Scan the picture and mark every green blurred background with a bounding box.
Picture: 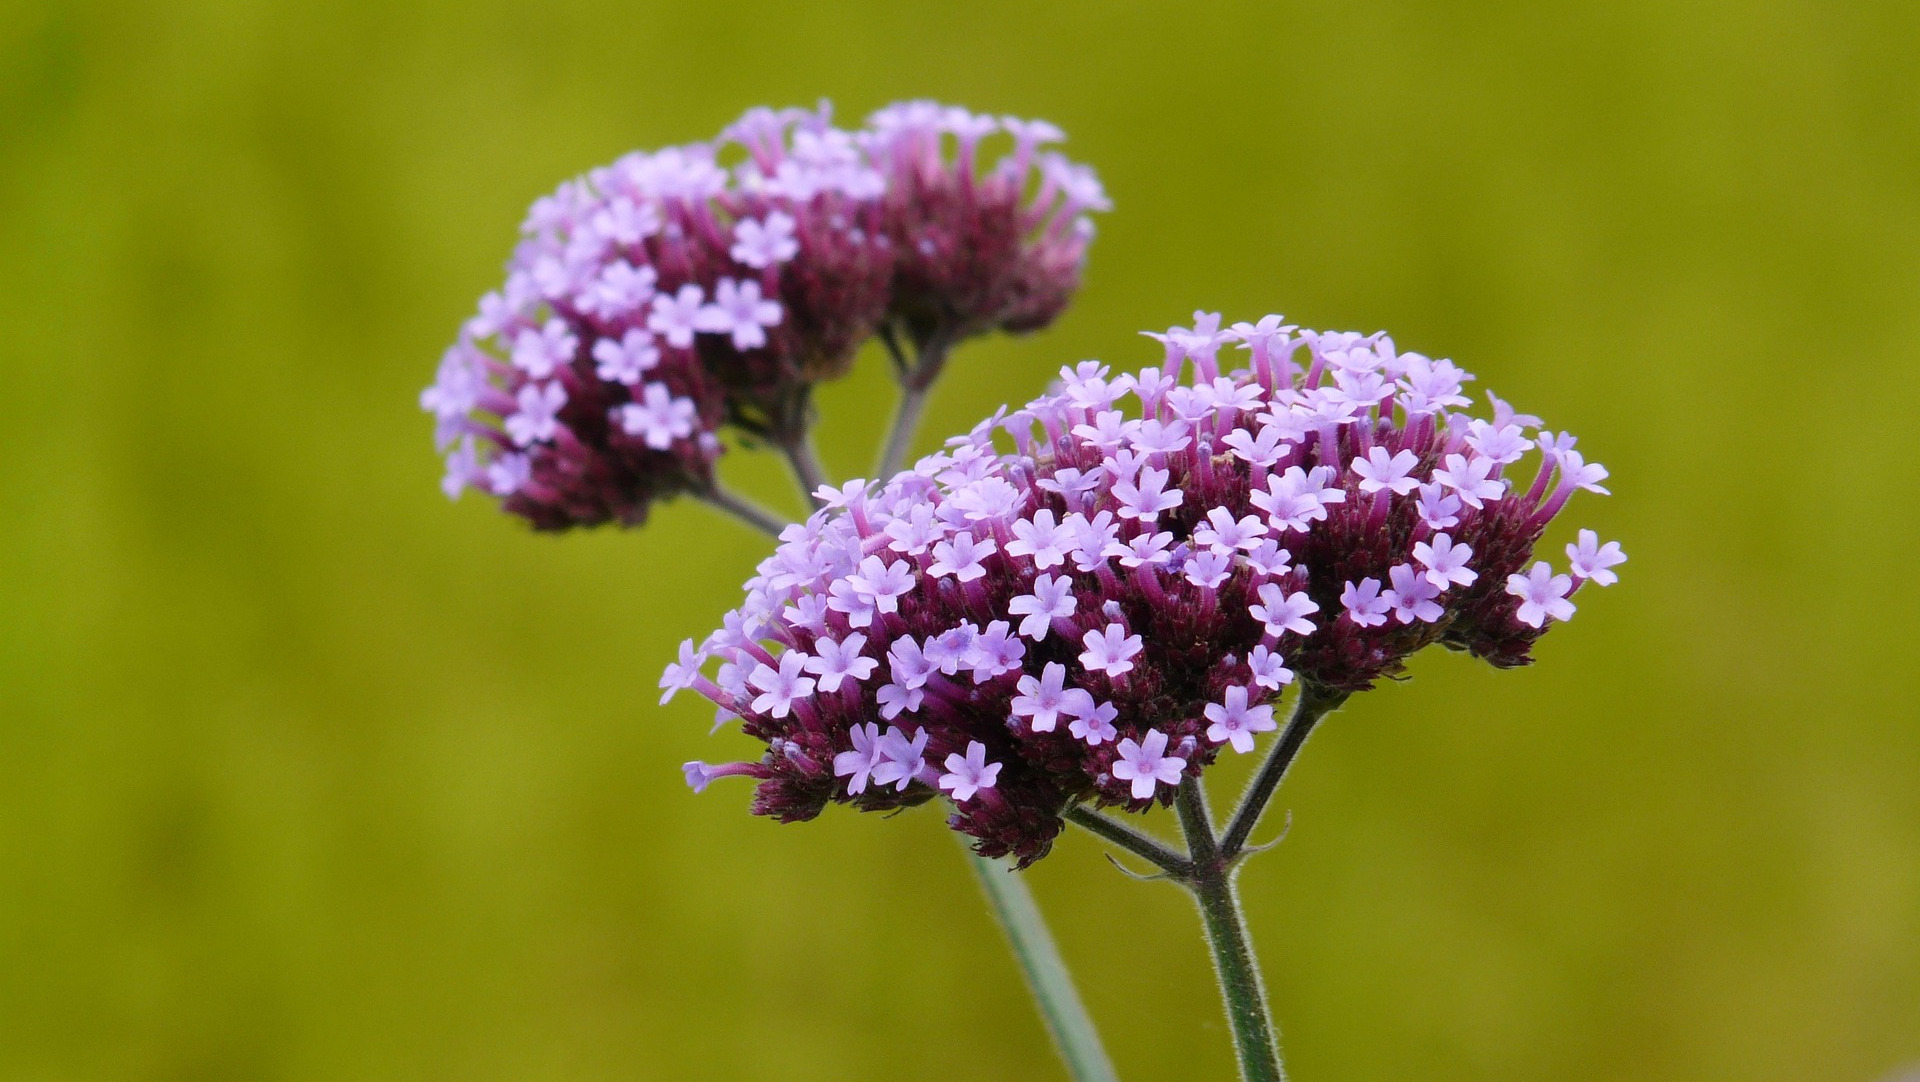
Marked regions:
[3,1,1917,1079]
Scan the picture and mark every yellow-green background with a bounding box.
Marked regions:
[3,2,1916,1079]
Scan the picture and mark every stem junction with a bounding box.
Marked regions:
[1064,686,1348,1081]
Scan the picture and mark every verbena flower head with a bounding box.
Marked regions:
[671,313,1622,865]
[423,104,895,528]
[864,101,1110,349]
[423,101,1106,531]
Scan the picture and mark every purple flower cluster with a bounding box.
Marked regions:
[865,101,1109,348]
[422,101,1108,530]
[669,313,1623,866]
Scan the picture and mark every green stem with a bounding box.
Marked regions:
[876,328,955,480]
[693,485,790,538]
[877,383,931,480]
[1063,804,1188,875]
[1176,777,1285,1082]
[964,843,1121,1082]
[780,431,831,508]
[1219,686,1347,858]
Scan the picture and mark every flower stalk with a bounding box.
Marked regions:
[1061,687,1348,1081]
[876,324,956,480]
[778,429,832,509]
[693,485,790,539]
[964,843,1120,1082]
[1221,687,1347,857]
[1175,776,1285,1082]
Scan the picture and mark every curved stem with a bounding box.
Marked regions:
[877,384,931,480]
[780,431,831,508]
[875,329,955,480]
[1219,686,1347,858]
[1065,804,1189,875]
[694,486,790,538]
[964,844,1120,1082]
[1176,777,1285,1082]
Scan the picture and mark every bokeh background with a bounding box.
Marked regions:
[4,1,1918,1079]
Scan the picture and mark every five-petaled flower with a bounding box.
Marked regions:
[1204,687,1277,754]
[1111,730,1188,799]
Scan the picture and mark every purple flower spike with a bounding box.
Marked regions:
[670,319,1618,865]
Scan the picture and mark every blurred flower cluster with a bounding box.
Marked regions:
[672,313,1624,865]
[420,101,1108,530]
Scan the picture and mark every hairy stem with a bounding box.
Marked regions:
[964,844,1121,1082]
[1064,804,1189,875]
[694,486,790,538]
[1219,687,1347,858]
[877,385,931,481]
[780,432,831,508]
[876,329,955,480]
[1176,777,1285,1082]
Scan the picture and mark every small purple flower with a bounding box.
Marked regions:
[1012,662,1074,732]
[505,382,567,447]
[1383,564,1445,624]
[1507,563,1576,627]
[730,211,800,268]
[1432,453,1504,509]
[1341,578,1393,628]
[833,723,883,794]
[511,319,577,379]
[749,652,816,719]
[1413,533,1477,590]
[1204,687,1276,754]
[1079,623,1143,678]
[1112,466,1183,523]
[591,329,660,385]
[485,453,530,495]
[1567,529,1626,586]
[1065,696,1118,745]
[1250,583,1319,637]
[1194,508,1268,555]
[1111,730,1186,800]
[421,346,484,421]
[582,260,658,321]
[1009,574,1077,641]
[1247,645,1293,690]
[616,384,698,450]
[1007,509,1074,569]
[440,437,481,499]
[1253,466,1346,532]
[849,556,914,616]
[1352,447,1421,495]
[696,278,784,351]
[1184,550,1233,590]
[648,284,708,350]
[804,632,877,693]
[967,621,1026,682]
[1415,483,1463,529]
[938,742,1002,802]
[871,725,929,791]
[929,531,996,582]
